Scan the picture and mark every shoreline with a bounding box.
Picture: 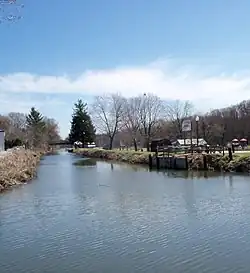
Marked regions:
[74,148,250,173]
[0,148,45,192]
[74,148,150,165]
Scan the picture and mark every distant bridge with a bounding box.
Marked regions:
[48,140,72,147]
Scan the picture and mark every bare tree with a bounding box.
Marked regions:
[138,93,165,151]
[8,112,27,141]
[44,118,61,143]
[166,100,193,138]
[121,97,142,151]
[0,110,61,150]
[92,93,124,150]
[0,115,11,132]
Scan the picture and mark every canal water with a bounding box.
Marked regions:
[1,152,250,272]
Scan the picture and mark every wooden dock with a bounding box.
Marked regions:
[148,145,230,170]
[149,154,188,170]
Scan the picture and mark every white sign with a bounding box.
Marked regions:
[182,119,192,132]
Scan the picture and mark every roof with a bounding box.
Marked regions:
[151,138,171,142]
[175,138,207,145]
[74,141,82,145]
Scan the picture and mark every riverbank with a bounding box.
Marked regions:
[75,148,250,173]
[0,149,43,192]
[74,148,150,164]
[187,153,250,172]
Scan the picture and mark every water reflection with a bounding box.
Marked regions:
[182,179,197,219]
[1,155,250,273]
[228,175,234,193]
[157,169,224,180]
[97,161,149,173]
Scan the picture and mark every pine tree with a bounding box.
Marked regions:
[26,107,46,147]
[68,99,95,145]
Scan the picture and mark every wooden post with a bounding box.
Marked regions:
[190,128,193,154]
[205,145,209,154]
[185,155,188,170]
[170,156,173,169]
[173,157,177,169]
[228,147,233,161]
[156,156,160,169]
[232,145,235,153]
[203,154,208,170]
[149,154,153,169]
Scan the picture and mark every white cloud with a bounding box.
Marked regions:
[1,58,250,112]
[0,92,65,113]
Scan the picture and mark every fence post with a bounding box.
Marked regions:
[228,148,233,161]
[149,154,153,169]
[203,154,208,170]
[156,156,160,169]
[185,155,188,170]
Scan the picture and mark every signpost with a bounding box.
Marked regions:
[182,120,192,147]
[182,120,192,132]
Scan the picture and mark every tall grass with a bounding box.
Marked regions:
[75,148,151,164]
[0,149,42,192]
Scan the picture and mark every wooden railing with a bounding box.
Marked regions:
[155,145,249,157]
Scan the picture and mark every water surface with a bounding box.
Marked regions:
[1,152,250,272]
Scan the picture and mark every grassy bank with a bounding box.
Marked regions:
[187,153,250,172]
[75,148,250,173]
[0,149,43,192]
[74,148,151,165]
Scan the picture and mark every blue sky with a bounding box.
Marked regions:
[1,0,250,137]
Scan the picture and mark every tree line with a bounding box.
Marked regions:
[69,93,250,150]
[0,107,60,149]
[3,94,247,151]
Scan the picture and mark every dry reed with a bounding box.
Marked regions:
[0,149,42,192]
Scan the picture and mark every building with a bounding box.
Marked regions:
[150,138,172,152]
[0,129,5,151]
[173,138,207,147]
[86,142,96,148]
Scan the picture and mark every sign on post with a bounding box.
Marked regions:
[182,119,192,132]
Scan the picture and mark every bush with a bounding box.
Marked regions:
[5,138,24,150]
[0,149,42,192]
[75,148,250,173]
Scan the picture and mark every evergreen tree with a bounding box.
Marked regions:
[26,107,45,147]
[68,99,95,145]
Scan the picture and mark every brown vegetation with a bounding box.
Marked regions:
[92,94,250,150]
[0,110,61,150]
[0,149,43,192]
[92,93,166,150]
[188,153,250,173]
[76,148,250,173]
[75,148,150,165]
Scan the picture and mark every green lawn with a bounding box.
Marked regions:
[234,151,250,157]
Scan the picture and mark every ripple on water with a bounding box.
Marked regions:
[1,157,250,272]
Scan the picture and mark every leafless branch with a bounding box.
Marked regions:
[92,93,124,149]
